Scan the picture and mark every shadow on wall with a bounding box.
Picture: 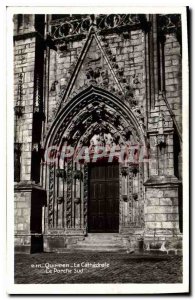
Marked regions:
[31,235,43,253]
[30,188,47,253]
[178,184,183,234]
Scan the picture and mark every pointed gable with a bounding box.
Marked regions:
[57,31,123,113]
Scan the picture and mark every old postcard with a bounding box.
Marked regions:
[6,5,189,294]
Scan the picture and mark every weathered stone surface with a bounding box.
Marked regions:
[13,14,183,253]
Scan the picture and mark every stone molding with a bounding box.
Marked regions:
[14,182,46,193]
[50,14,150,41]
[14,30,44,41]
[144,175,181,187]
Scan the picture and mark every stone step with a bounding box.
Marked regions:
[55,248,128,253]
[76,241,126,247]
[66,244,127,252]
[85,234,125,241]
[81,238,129,244]
[64,234,130,252]
[77,237,129,243]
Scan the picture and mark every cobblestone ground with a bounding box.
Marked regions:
[15,252,182,284]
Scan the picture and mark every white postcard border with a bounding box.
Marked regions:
[6,5,189,294]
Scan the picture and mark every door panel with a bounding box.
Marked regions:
[88,163,119,233]
[105,181,119,232]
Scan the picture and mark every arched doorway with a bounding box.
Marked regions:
[43,86,147,249]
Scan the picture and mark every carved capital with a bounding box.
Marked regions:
[129,164,139,176]
[121,166,128,177]
[133,193,138,201]
[74,197,81,204]
[122,194,128,202]
[73,170,83,181]
[57,196,64,204]
[56,168,66,179]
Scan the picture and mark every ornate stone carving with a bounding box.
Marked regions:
[73,170,83,181]
[86,67,100,81]
[57,196,64,204]
[90,131,115,147]
[128,169,133,223]
[139,164,144,226]
[119,164,123,226]
[133,193,138,201]
[56,168,66,179]
[48,164,55,227]
[52,89,141,147]
[50,14,148,40]
[15,73,24,117]
[66,160,72,228]
[74,197,81,204]
[46,87,147,235]
[50,80,58,92]
[121,166,128,177]
[83,164,88,229]
[122,195,128,202]
[85,67,109,86]
[129,164,139,176]
[48,17,147,121]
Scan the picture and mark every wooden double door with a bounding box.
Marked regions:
[88,163,119,233]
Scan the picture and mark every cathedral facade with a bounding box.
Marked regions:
[14,14,183,253]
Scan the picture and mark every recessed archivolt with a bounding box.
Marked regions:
[60,104,139,149]
[45,86,146,152]
[64,120,132,149]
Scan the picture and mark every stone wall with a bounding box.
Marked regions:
[14,15,46,253]
[14,185,46,253]
[14,36,36,181]
[164,34,182,132]
[14,34,36,252]
[14,190,31,253]
[13,14,183,253]
[145,187,179,230]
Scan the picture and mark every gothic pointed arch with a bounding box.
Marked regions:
[45,85,146,151]
[44,85,146,232]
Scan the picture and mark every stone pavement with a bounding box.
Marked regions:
[15,252,182,284]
